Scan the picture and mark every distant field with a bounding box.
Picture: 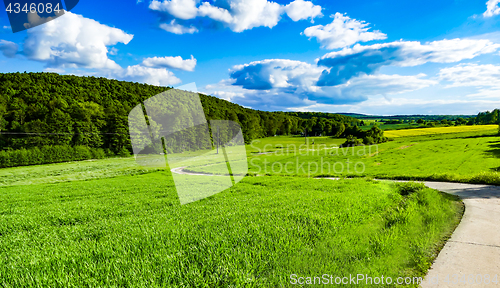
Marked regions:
[361,123,419,131]
[384,125,498,138]
[248,136,345,154]
[189,128,500,185]
[0,171,462,287]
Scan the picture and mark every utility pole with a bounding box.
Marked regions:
[304,128,307,144]
[216,126,219,154]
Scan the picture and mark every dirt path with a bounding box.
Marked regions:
[170,168,500,286]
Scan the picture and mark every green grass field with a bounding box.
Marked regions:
[361,122,419,131]
[3,125,493,286]
[199,126,500,185]
[0,169,462,287]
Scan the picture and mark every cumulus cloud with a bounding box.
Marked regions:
[112,65,181,86]
[317,38,500,86]
[215,73,435,110]
[141,55,197,71]
[331,74,437,98]
[10,11,195,87]
[150,0,323,34]
[303,13,386,49]
[22,11,133,69]
[230,59,324,90]
[0,40,18,58]
[283,0,323,22]
[439,63,500,88]
[484,0,500,17]
[204,58,437,110]
[23,10,64,30]
[150,0,199,20]
[159,19,198,34]
[438,63,500,98]
[199,0,283,32]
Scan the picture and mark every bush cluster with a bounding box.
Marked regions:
[340,126,388,147]
[0,146,106,168]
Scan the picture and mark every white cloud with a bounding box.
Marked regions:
[283,0,323,22]
[0,40,18,58]
[141,55,197,71]
[206,58,436,110]
[43,67,65,73]
[109,47,118,56]
[200,0,283,32]
[303,13,386,49]
[438,63,500,98]
[22,11,133,69]
[23,10,64,30]
[484,0,500,17]
[10,12,195,87]
[332,74,437,98]
[159,20,198,34]
[198,3,233,23]
[3,26,11,29]
[149,0,198,20]
[113,65,182,86]
[230,59,324,90]
[150,0,324,34]
[203,79,246,102]
[317,38,500,86]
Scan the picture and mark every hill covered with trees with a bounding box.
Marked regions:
[0,72,360,167]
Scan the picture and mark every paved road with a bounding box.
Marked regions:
[420,182,500,287]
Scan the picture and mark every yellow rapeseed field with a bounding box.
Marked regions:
[384,125,498,138]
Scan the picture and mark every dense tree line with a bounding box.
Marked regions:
[474,109,500,125]
[287,112,360,124]
[412,110,500,127]
[0,72,359,162]
[348,114,475,121]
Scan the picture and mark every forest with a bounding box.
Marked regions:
[0,72,361,167]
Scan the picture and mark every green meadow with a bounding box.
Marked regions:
[206,125,500,185]
[0,169,462,287]
[2,125,497,286]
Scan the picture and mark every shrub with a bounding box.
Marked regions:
[92,148,106,159]
[363,136,374,145]
[74,146,93,161]
[340,135,363,147]
[104,148,115,157]
[116,147,131,157]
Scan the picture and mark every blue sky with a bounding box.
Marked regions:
[1,0,500,115]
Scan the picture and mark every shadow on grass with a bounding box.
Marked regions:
[486,140,500,159]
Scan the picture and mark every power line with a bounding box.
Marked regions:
[0,132,129,135]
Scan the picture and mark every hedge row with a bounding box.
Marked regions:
[0,146,108,168]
